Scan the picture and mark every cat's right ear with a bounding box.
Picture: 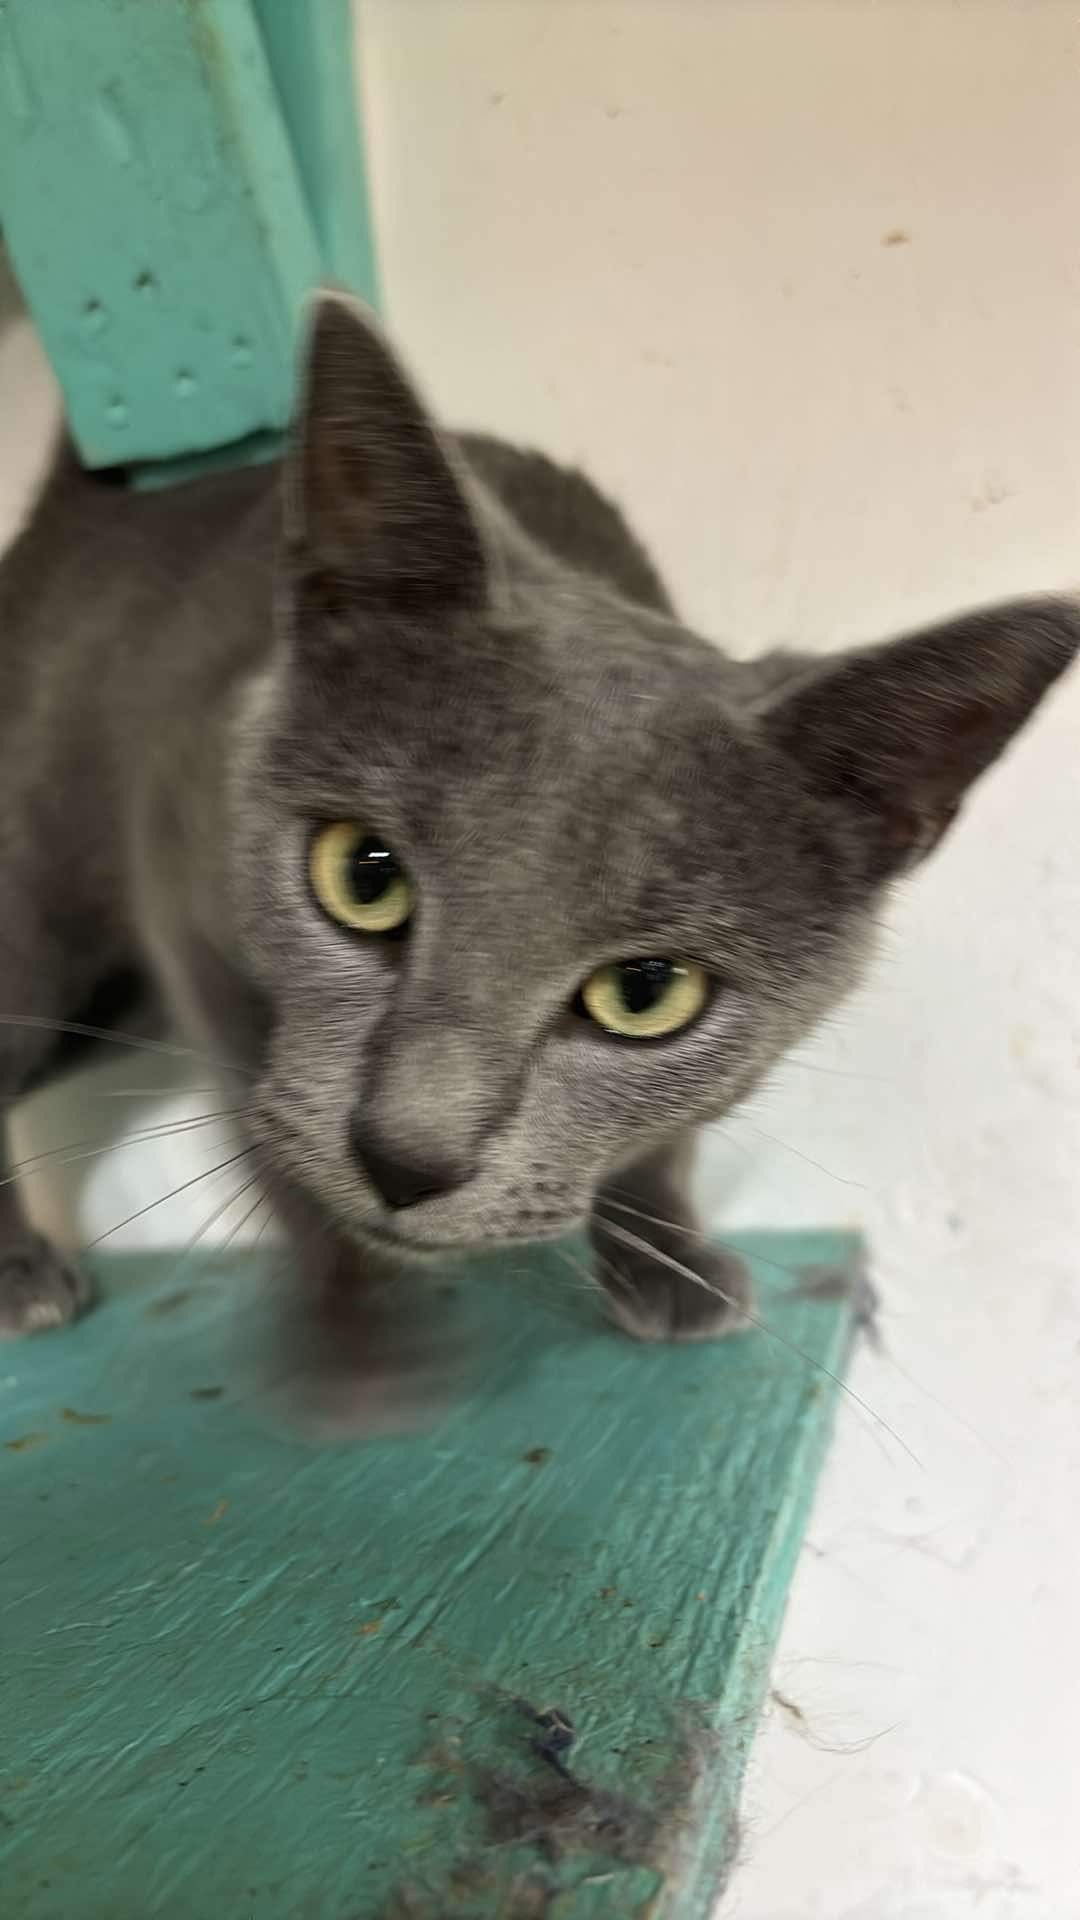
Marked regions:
[284,290,487,610]
[764,595,1079,881]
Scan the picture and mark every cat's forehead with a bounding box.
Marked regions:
[293,598,741,815]
[278,601,811,947]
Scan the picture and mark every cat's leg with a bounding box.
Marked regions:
[0,1008,92,1339]
[589,1131,752,1343]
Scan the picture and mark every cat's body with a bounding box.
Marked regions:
[0,295,1075,1345]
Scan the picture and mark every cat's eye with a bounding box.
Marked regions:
[309,822,415,934]
[580,958,709,1040]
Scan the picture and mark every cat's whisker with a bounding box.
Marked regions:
[866,1339,1009,1467]
[90,1085,224,1101]
[591,1245,628,1288]
[220,1184,270,1257]
[550,1241,608,1308]
[251,1194,280,1251]
[92,1163,263,1387]
[223,1186,281,1277]
[167,1168,264,1285]
[70,1153,252,1388]
[601,1190,788,1272]
[593,1214,920,1468]
[603,1189,870,1304]
[600,1195,912,1436]
[1,1108,251,1193]
[764,1058,892,1085]
[83,1150,251,1252]
[698,1123,757,1165]
[584,1244,653,1331]
[707,1117,867,1190]
[0,1012,250,1079]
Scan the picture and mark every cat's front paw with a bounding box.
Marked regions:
[592,1224,752,1344]
[0,1233,93,1339]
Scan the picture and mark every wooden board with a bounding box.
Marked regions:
[0,1231,860,1919]
[254,0,380,304]
[0,0,376,473]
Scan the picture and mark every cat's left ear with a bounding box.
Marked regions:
[285,289,486,609]
[766,596,1079,879]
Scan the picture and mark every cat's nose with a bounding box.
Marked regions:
[350,1118,476,1212]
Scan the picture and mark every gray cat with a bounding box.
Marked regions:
[0,293,1075,1346]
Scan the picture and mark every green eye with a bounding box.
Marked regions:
[580,958,709,1040]
[309,822,415,934]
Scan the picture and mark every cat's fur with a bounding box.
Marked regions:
[0,294,1076,1343]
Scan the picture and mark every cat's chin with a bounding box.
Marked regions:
[349,1215,580,1261]
[348,1218,447,1263]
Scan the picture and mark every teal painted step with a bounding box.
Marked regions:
[254,0,379,303]
[0,1231,860,1919]
[0,0,376,472]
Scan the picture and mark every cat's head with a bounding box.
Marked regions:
[233,292,1078,1257]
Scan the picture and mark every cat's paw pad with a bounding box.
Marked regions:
[0,1235,92,1339]
[598,1236,753,1344]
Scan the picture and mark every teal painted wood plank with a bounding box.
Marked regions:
[0,1232,860,1918]
[255,0,380,305]
[0,0,324,467]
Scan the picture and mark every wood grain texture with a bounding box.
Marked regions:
[0,1232,859,1918]
[0,0,375,472]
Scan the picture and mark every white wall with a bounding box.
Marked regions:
[3,5,1079,1913]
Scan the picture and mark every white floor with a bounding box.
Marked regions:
[3,5,1080,1914]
